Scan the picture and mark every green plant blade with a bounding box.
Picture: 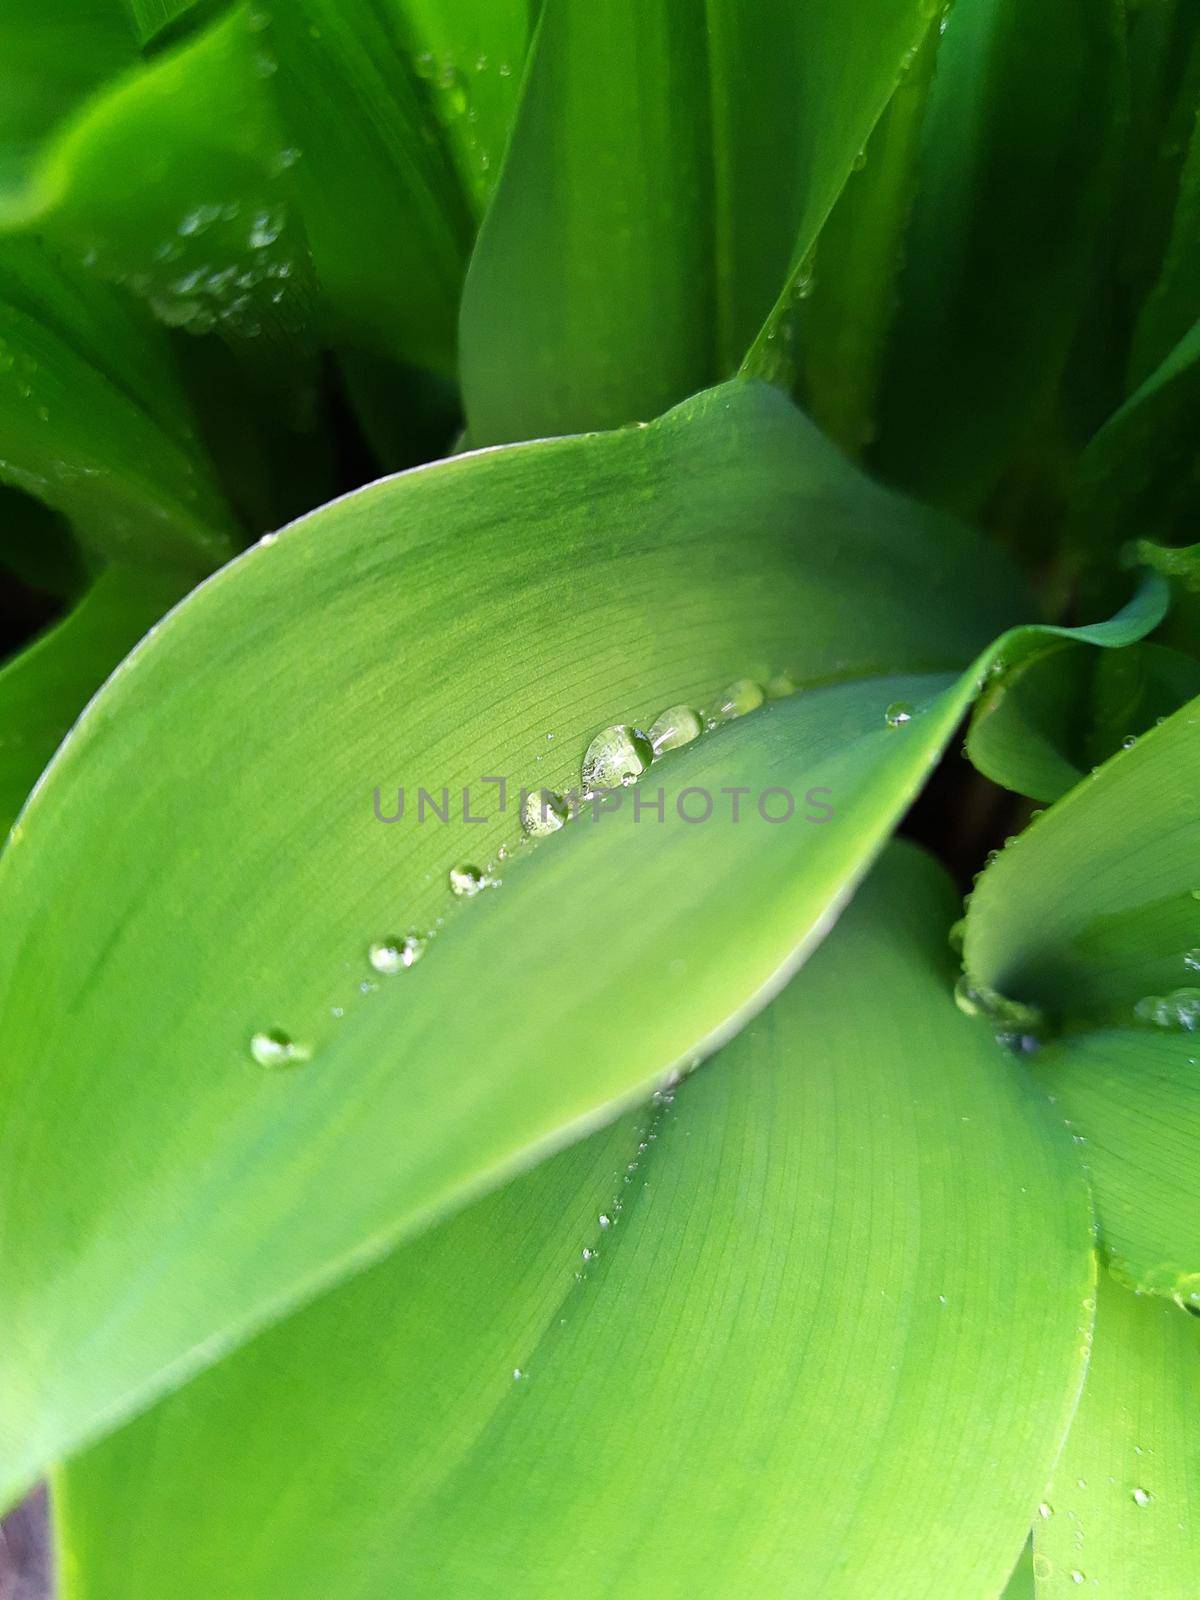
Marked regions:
[0,379,1028,1506]
[463,0,941,445]
[1034,1274,1200,1596]
[714,0,934,378]
[966,640,1200,804]
[381,0,533,217]
[963,692,1200,1023]
[263,0,472,375]
[0,566,184,836]
[460,0,715,444]
[55,844,1095,1600]
[1073,318,1200,556]
[1003,1543,1036,1600]
[0,0,135,205]
[0,236,236,567]
[873,0,1124,511]
[12,5,319,378]
[1032,1029,1200,1303]
[768,22,939,455]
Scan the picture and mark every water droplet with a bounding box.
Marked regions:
[1122,734,1138,750]
[885,700,914,728]
[449,863,492,897]
[250,1028,307,1068]
[648,704,702,754]
[1131,1487,1152,1506]
[368,935,426,974]
[1184,949,1200,972]
[710,679,765,723]
[1070,1572,1085,1585]
[598,1213,611,1228]
[512,1367,523,1380]
[1038,1502,1053,1519]
[1032,1554,1053,1582]
[582,725,654,789]
[765,672,797,699]
[521,788,569,836]
[582,1247,595,1261]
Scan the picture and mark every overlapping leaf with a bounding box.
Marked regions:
[54,846,1095,1600]
[1034,1275,1200,1595]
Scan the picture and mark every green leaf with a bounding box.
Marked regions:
[764,22,939,455]
[1034,1274,1200,1596]
[0,0,135,205]
[963,693,1200,1024]
[54,844,1095,1600]
[1003,1543,1035,1600]
[0,235,236,567]
[967,639,1200,803]
[463,0,940,445]
[0,566,184,836]
[460,0,714,444]
[1033,1028,1200,1303]
[12,5,320,380]
[714,0,935,379]
[873,0,1125,511]
[262,0,472,374]
[1074,319,1200,555]
[0,379,1025,1505]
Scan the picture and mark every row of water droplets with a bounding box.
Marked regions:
[512,1079,679,1387]
[249,669,828,1067]
[248,673,920,1065]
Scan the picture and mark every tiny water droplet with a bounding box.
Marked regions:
[449,863,492,897]
[1070,1572,1085,1585]
[710,678,765,723]
[1184,949,1200,972]
[521,788,570,836]
[885,700,914,728]
[1038,1502,1053,1519]
[765,671,797,699]
[1132,1487,1152,1506]
[368,935,426,974]
[582,725,654,789]
[250,1028,307,1068]
[648,704,702,754]
[512,1367,523,1380]
[582,1247,595,1261]
[598,1213,611,1228]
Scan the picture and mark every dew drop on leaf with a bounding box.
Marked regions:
[448,864,492,897]
[647,704,702,754]
[885,700,914,728]
[249,1028,307,1068]
[710,678,765,723]
[520,788,570,837]
[581,725,653,789]
[1131,1487,1152,1506]
[368,935,426,974]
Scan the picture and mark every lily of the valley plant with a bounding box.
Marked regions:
[1,1,1199,1596]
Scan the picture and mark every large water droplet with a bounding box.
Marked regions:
[885,700,914,728]
[710,678,765,723]
[250,1028,307,1068]
[582,725,653,789]
[521,788,569,837]
[368,935,426,974]
[648,704,702,754]
[449,863,493,897]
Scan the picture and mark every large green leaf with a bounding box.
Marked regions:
[0,566,183,835]
[0,380,1026,1506]
[873,0,1124,511]
[55,845,1095,1600]
[262,0,472,375]
[963,694,1200,1024]
[462,0,939,445]
[0,236,235,567]
[1034,1274,1200,1595]
[1033,1029,1200,1303]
